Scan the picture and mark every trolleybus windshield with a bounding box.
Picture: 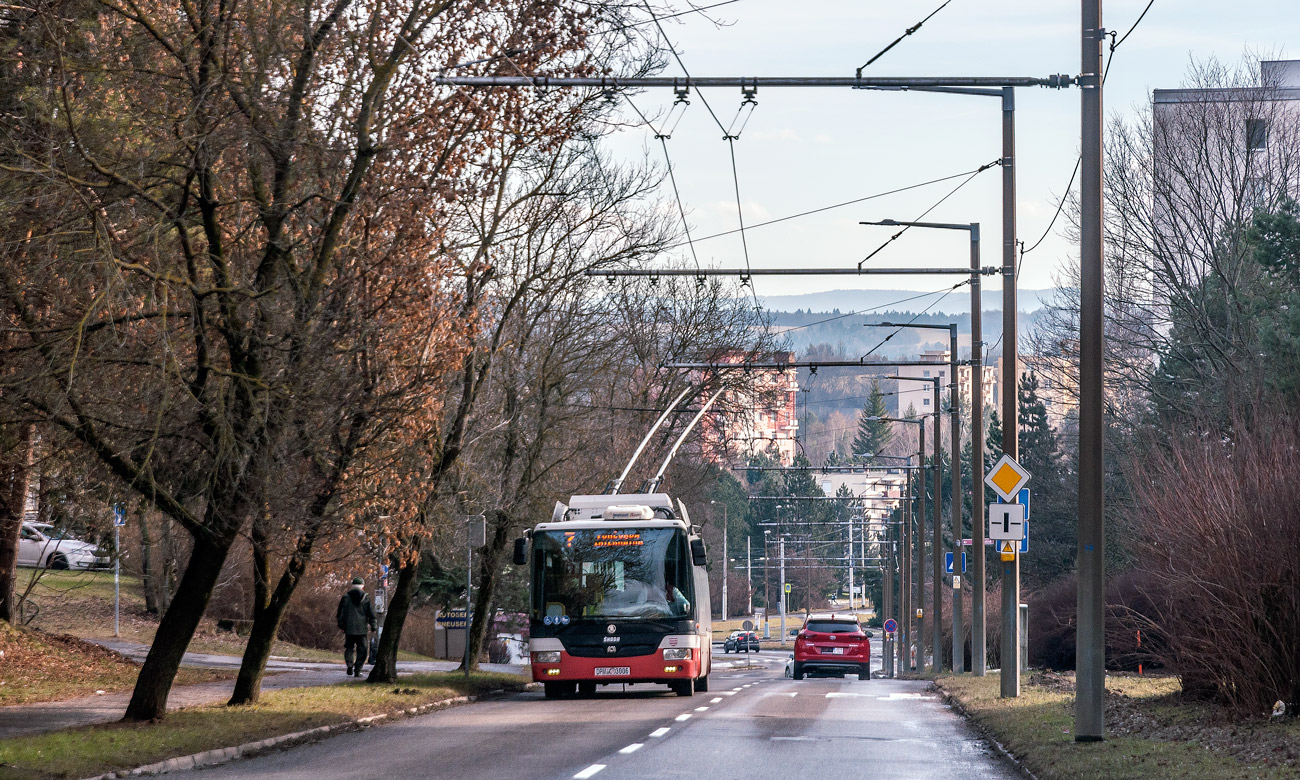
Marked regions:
[533,528,694,621]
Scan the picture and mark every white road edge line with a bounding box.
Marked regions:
[649,727,671,738]
[675,713,692,722]
[619,743,644,755]
[574,764,606,779]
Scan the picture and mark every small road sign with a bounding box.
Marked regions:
[988,503,1026,541]
[998,540,1017,561]
[883,618,898,634]
[784,583,791,593]
[944,552,968,574]
[1020,521,1030,554]
[113,503,126,527]
[985,454,1032,502]
[1018,487,1031,519]
[952,576,961,589]
[742,619,754,630]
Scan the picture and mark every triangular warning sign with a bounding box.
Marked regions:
[999,540,1015,554]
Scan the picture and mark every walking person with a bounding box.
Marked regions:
[337,576,377,676]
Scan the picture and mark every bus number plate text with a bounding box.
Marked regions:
[593,666,630,677]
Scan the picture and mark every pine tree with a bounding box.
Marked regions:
[852,380,893,459]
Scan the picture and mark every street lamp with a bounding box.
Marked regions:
[863,219,988,677]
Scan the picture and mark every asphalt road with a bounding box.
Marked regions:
[175,651,1019,780]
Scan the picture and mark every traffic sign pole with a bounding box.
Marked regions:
[113,503,125,638]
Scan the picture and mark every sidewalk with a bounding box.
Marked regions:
[0,640,526,740]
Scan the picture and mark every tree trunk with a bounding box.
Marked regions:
[229,521,315,705]
[464,511,511,671]
[367,549,419,684]
[138,509,158,614]
[122,534,234,721]
[0,424,33,624]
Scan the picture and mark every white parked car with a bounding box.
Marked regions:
[17,523,110,570]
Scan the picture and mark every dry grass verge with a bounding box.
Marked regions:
[0,623,225,705]
[0,671,526,779]
[938,671,1300,780]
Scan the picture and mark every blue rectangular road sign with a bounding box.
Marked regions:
[1018,487,1031,519]
[944,551,968,574]
[1020,521,1029,553]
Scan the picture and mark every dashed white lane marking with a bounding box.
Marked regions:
[619,744,643,755]
[762,692,798,697]
[574,764,606,779]
[877,693,937,701]
[694,706,709,712]
[710,697,723,703]
[675,713,692,722]
[649,727,671,738]
[826,692,869,698]
[732,687,744,691]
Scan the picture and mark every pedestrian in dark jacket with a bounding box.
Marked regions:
[337,577,377,676]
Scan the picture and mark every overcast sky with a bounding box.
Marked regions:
[598,0,1300,307]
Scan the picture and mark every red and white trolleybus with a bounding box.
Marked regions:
[513,387,719,699]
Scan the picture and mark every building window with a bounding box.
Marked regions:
[922,370,931,378]
[923,398,931,406]
[1247,118,1268,151]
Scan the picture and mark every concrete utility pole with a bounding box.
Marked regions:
[747,536,754,615]
[779,538,787,641]
[901,481,911,672]
[713,501,728,620]
[1001,84,1023,699]
[1076,0,1106,742]
[916,416,926,672]
[969,224,987,677]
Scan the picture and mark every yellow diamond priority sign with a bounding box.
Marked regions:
[985,453,1031,502]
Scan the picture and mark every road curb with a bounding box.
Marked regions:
[79,682,541,780]
[932,681,1040,780]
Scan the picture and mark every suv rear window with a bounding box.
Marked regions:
[805,620,859,634]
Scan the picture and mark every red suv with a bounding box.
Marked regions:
[792,613,871,680]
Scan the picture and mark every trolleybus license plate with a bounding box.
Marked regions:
[594,666,631,676]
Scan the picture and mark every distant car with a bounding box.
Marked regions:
[723,630,760,653]
[17,523,109,571]
[784,653,794,678]
[791,613,870,680]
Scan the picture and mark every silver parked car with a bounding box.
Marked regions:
[18,523,110,570]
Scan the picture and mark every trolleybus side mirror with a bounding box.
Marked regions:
[512,538,527,566]
[689,538,707,567]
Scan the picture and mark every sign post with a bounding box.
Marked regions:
[113,504,125,637]
[985,454,1031,699]
[463,515,486,678]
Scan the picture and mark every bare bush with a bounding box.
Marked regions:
[1131,411,1300,714]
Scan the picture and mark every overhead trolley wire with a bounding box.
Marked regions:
[860,280,969,360]
[621,94,702,271]
[643,1,761,311]
[663,162,999,251]
[1023,0,1156,257]
[859,158,1000,269]
[856,0,955,76]
[771,280,972,335]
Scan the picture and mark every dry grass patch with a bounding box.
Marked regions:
[0,671,526,779]
[0,623,224,705]
[938,671,1300,780]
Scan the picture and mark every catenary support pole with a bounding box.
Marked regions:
[970,224,987,677]
[1001,85,1023,699]
[722,505,729,620]
[916,417,926,672]
[779,538,787,642]
[950,326,964,673]
[932,379,943,672]
[901,468,911,673]
[1076,0,1106,742]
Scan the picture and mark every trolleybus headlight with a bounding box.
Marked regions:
[663,648,691,661]
[534,651,562,663]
